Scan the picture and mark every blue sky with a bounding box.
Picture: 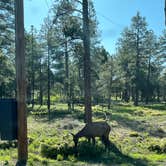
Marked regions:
[24,0,165,54]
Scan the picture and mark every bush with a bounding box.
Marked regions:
[129,132,139,137]
[0,141,17,149]
[68,155,77,162]
[148,144,162,153]
[77,141,105,159]
[56,154,64,161]
[40,144,58,159]
[162,143,166,153]
[148,139,166,154]
[40,143,75,160]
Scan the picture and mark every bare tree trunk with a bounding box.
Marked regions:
[134,32,140,106]
[83,0,92,124]
[131,86,135,102]
[157,85,160,102]
[146,56,151,104]
[39,58,43,106]
[31,25,35,108]
[108,94,111,109]
[15,0,28,162]
[65,39,71,111]
[115,88,118,101]
[47,41,50,120]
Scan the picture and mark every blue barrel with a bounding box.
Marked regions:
[0,99,18,140]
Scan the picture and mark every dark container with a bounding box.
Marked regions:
[0,99,18,140]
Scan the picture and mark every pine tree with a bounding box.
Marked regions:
[0,0,15,98]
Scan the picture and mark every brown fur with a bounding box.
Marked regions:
[72,122,111,149]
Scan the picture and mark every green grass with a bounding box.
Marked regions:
[0,102,166,165]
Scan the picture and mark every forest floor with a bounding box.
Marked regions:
[0,102,166,166]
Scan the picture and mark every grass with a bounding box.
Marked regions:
[0,102,166,165]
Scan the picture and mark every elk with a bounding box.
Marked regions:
[71,121,111,149]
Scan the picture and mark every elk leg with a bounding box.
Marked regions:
[88,137,91,143]
[92,137,95,145]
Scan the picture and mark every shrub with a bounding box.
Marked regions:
[40,144,58,159]
[40,143,75,160]
[0,141,17,149]
[162,143,166,153]
[68,155,77,162]
[129,132,139,137]
[148,144,162,153]
[77,142,105,159]
[56,154,64,161]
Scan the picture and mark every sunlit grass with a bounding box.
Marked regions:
[0,102,166,165]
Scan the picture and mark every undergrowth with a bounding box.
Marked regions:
[0,103,166,165]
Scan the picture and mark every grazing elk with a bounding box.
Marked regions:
[71,121,111,149]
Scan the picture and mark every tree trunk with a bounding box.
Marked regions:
[131,86,135,102]
[31,25,35,108]
[157,85,160,102]
[108,94,111,109]
[83,0,92,124]
[70,77,75,111]
[134,33,140,106]
[27,81,31,105]
[39,58,43,106]
[115,88,118,101]
[65,39,71,111]
[145,56,151,104]
[15,0,28,161]
[123,79,130,102]
[47,40,51,120]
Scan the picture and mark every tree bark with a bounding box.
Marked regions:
[108,94,111,109]
[157,85,160,102]
[83,0,92,124]
[31,25,35,108]
[134,32,140,106]
[145,56,151,104]
[47,39,50,120]
[15,0,28,163]
[64,39,71,111]
[39,58,43,106]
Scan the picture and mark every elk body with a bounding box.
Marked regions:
[72,122,111,149]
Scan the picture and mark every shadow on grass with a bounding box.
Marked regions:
[32,108,85,123]
[32,109,71,122]
[144,104,166,111]
[112,107,137,115]
[77,141,148,166]
[111,113,166,138]
[41,141,148,166]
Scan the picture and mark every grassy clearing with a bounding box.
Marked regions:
[0,103,166,165]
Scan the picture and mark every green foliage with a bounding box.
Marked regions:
[67,155,77,162]
[148,144,162,153]
[0,141,17,150]
[129,132,140,137]
[1,103,166,165]
[40,143,57,159]
[57,154,64,161]
[77,141,105,159]
[40,143,75,160]
[148,139,166,154]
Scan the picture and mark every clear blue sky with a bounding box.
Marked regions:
[24,0,165,54]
